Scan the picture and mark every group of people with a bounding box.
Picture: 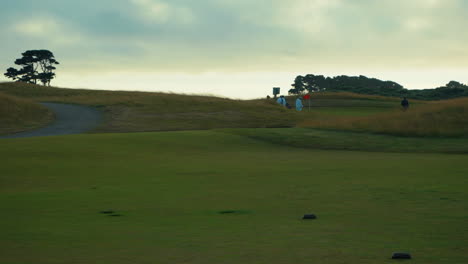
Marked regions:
[275,95,410,112]
[276,95,304,111]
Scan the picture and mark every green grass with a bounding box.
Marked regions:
[307,106,393,116]
[0,92,52,135]
[225,128,468,153]
[277,93,414,117]
[287,97,401,117]
[1,131,468,264]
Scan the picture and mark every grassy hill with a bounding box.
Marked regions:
[1,82,466,138]
[0,82,409,134]
[0,82,298,132]
[0,92,52,135]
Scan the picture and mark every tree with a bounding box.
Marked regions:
[303,74,327,92]
[446,81,465,89]
[4,49,59,86]
[289,75,306,95]
[291,74,406,96]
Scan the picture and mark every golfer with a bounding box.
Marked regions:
[401,97,409,111]
[277,95,286,107]
[296,97,303,111]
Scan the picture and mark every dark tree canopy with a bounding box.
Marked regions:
[289,74,404,95]
[4,49,59,86]
[290,74,468,100]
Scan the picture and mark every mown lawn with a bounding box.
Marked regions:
[225,128,468,153]
[1,131,467,264]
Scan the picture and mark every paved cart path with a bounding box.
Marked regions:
[1,103,102,139]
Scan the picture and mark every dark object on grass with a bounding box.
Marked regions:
[109,214,122,217]
[392,252,412,259]
[219,210,237,214]
[217,210,251,215]
[100,210,114,214]
[302,214,317,219]
[401,97,409,111]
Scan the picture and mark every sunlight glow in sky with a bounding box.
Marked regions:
[1,0,467,98]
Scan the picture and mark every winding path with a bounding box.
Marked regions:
[1,103,102,139]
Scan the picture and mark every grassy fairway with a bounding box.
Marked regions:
[226,128,468,153]
[1,131,468,264]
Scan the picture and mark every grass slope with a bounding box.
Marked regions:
[0,92,52,135]
[1,131,468,264]
[225,128,468,153]
[266,92,410,117]
[0,82,410,134]
[0,82,298,132]
[2,82,465,138]
[299,97,468,137]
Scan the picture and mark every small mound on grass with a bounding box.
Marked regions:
[217,210,251,215]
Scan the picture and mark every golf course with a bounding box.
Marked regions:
[1,83,468,264]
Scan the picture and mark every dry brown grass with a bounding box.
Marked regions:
[299,97,468,137]
[4,82,462,137]
[290,91,401,101]
[0,92,53,135]
[0,82,297,132]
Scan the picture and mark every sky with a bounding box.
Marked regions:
[1,0,467,99]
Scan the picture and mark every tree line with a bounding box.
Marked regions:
[289,74,468,100]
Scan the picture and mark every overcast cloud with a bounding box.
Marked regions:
[1,0,467,97]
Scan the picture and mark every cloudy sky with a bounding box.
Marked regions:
[1,0,467,98]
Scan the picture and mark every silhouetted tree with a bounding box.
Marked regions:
[288,75,307,95]
[4,50,59,86]
[290,74,404,96]
[446,81,464,89]
[303,74,327,93]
